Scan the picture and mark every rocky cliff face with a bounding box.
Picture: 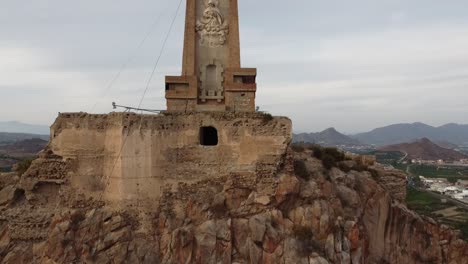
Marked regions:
[0,147,467,263]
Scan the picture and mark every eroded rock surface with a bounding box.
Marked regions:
[0,148,467,263]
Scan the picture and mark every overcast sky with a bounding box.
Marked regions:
[1,0,468,133]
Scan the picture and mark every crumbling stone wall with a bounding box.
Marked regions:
[49,112,292,205]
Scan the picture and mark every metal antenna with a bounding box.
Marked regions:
[112,102,163,114]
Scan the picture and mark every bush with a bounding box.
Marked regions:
[293,226,322,256]
[0,167,12,173]
[261,113,274,123]
[448,177,458,184]
[70,210,86,231]
[322,154,336,170]
[310,145,346,170]
[323,147,345,162]
[338,162,352,173]
[456,220,468,241]
[211,202,228,218]
[369,168,380,180]
[293,226,314,242]
[16,159,34,176]
[294,160,310,180]
[311,145,323,160]
[291,144,305,153]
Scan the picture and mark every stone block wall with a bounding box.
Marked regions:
[49,112,292,206]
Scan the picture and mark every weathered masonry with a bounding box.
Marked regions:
[42,0,292,206]
[49,112,291,204]
[165,0,257,112]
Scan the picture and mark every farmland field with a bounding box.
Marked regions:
[409,164,468,183]
[407,188,468,240]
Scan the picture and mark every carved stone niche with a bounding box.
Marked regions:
[199,60,224,102]
[196,0,229,47]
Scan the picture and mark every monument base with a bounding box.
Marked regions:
[46,112,292,206]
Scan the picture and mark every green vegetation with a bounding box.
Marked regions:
[16,158,34,176]
[310,145,323,159]
[0,153,21,161]
[455,220,468,240]
[362,150,408,174]
[406,188,468,241]
[311,145,379,179]
[410,174,423,187]
[70,210,86,231]
[394,163,409,172]
[322,147,346,162]
[291,144,305,153]
[0,167,11,173]
[406,188,452,214]
[322,155,336,170]
[294,160,310,180]
[410,164,468,177]
[371,151,405,165]
[261,112,274,123]
[336,159,380,180]
[311,146,346,170]
[365,150,468,183]
[409,164,468,183]
[1,153,38,175]
[0,154,20,173]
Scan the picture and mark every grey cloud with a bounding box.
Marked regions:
[1,0,468,132]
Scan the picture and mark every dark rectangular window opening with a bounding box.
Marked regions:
[242,76,256,84]
[200,126,218,146]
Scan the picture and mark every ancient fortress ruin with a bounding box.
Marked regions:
[2,1,467,263]
[49,0,291,206]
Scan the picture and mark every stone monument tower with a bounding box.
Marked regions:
[41,0,291,206]
[165,0,257,112]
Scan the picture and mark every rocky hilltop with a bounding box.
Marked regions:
[379,138,467,161]
[294,128,363,147]
[0,139,466,263]
[354,122,468,146]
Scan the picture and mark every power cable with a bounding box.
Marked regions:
[98,0,184,202]
[89,0,172,113]
[136,0,184,111]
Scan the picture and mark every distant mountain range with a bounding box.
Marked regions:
[0,132,49,144]
[294,128,362,146]
[354,122,468,146]
[294,122,468,147]
[0,121,49,135]
[3,120,468,148]
[378,138,467,161]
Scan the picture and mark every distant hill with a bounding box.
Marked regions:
[0,138,48,157]
[434,141,459,150]
[0,132,49,144]
[354,122,468,146]
[378,138,467,161]
[0,121,49,135]
[294,128,363,146]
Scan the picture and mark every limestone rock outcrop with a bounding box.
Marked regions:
[0,145,467,263]
[372,164,408,203]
